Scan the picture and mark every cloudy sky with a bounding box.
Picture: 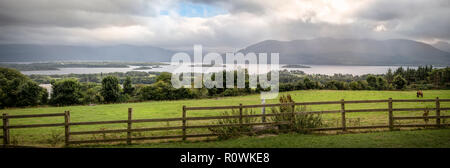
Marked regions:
[0,0,448,52]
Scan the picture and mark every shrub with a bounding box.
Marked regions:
[50,78,83,106]
[0,67,47,108]
[123,76,135,95]
[393,75,407,89]
[208,109,257,140]
[101,76,121,103]
[271,94,323,133]
[16,80,47,106]
[223,88,240,96]
[366,75,377,90]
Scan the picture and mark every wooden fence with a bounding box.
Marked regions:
[1,97,450,147]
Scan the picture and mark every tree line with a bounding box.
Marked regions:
[0,66,448,108]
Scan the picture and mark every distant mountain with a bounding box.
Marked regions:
[432,41,450,53]
[0,44,176,62]
[238,38,450,65]
[1,38,450,65]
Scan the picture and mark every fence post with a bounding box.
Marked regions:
[436,97,440,127]
[388,98,393,131]
[64,111,70,146]
[239,104,243,128]
[291,102,296,125]
[182,105,187,141]
[2,113,9,146]
[341,99,346,131]
[261,99,266,123]
[127,108,132,145]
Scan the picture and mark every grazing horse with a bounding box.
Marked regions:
[417,90,424,98]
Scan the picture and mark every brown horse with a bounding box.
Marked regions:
[417,90,423,98]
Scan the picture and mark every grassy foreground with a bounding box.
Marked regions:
[0,90,449,147]
[92,129,450,148]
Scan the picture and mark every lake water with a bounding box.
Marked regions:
[19,64,418,76]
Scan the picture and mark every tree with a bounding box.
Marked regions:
[0,67,47,108]
[50,78,83,106]
[366,75,377,89]
[123,76,135,95]
[385,69,394,83]
[16,80,47,106]
[156,72,172,83]
[101,76,121,103]
[349,81,361,90]
[304,78,315,89]
[393,75,407,89]
[376,77,388,90]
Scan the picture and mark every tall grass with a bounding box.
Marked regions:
[208,109,257,140]
[271,94,323,133]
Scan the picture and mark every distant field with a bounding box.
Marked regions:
[1,90,449,147]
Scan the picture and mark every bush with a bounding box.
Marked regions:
[208,109,257,140]
[80,83,102,104]
[223,88,241,96]
[50,78,83,106]
[101,76,121,103]
[0,67,47,108]
[123,76,135,96]
[366,75,377,89]
[393,75,407,89]
[16,80,47,106]
[271,94,323,133]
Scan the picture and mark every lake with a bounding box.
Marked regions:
[20,64,423,76]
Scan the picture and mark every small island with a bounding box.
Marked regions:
[282,64,311,68]
[133,66,152,70]
[189,64,226,67]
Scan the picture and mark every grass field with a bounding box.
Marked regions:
[88,129,450,148]
[1,90,449,147]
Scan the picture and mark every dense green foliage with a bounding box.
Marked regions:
[101,76,121,103]
[278,66,449,92]
[123,76,135,96]
[50,78,83,106]
[0,67,47,108]
[29,71,160,84]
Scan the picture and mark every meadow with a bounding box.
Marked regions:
[1,90,449,147]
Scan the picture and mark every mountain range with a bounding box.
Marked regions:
[0,38,449,65]
[239,38,450,65]
[0,44,175,62]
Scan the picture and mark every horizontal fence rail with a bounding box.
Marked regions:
[1,97,449,147]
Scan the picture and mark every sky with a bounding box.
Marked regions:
[0,0,448,52]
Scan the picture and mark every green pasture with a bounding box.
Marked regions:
[1,90,449,147]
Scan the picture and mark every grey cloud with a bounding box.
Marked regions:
[0,0,159,28]
[355,0,450,40]
[0,0,449,51]
[356,0,449,21]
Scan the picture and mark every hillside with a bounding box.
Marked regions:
[0,44,175,62]
[1,38,450,65]
[432,41,450,53]
[239,38,450,65]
